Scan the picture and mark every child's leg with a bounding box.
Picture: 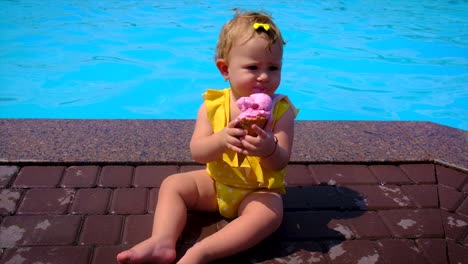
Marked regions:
[178,191,283,264]
[116,170,217,264]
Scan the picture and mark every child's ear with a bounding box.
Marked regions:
[216,59,229,80]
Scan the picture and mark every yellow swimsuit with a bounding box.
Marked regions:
[204,88,298,218]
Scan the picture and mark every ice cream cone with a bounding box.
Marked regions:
[237,116,268,136]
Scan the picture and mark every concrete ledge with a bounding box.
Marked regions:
[0,119,466,171]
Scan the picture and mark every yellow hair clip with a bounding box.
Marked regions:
[253,23,270,31]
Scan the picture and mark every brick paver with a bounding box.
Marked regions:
[12,166,65,188]
[0,163,467,263]
[17,188,75,215]
[1,246,92,264]
[79,215,124,246]
[133,165,178,187]
[0,166,18,188]
[436,165,467,190]
[0,215,81,247]
[122,214,153,244]
[110,188,148,215]
[61,165,100,188]
[98,166,133,187]
[70,188,112,215]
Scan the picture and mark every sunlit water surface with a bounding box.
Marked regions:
[1,1,467,130]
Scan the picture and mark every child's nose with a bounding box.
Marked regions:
[257,72,268,82]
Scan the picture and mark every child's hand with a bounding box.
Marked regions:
[220,119,247,153]
[239,124,276,157]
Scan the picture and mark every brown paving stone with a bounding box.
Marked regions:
[369,164,412,185]
[17,188,74,215]
[180,164,205,173]
[415,239,448,264]
[0,189,23,215]
[283,187,309,210]
[311,164,378,185]
[0,246,92,264]
[323,240,382,263]
[456,196,468,217]
[346,185,414,210]
[437,165,468,190]
[215,238,327,264]
[0,165,19,188]
[401,184,439,208]
[179,164,206,172]
[378,209,444,238]
[399,163,436,184]
[70,188,112,214]
[284,186,364,211]
[147,187,159,214]
[110,188,148,215]
[281,211,351,239]
[438,185,465,212]
[98,165,133,187]
[447,241,468,264]
[60,165,99,187]
[440,210,468,242]
[327,216,357,240]
[2,164,468,264]
[122,214,153,244]
[260,241,328,264]
[180,213,222,245]
[0,215,81,247]
[79,215,124,245]
[133,165,178,187]
[463,182,468,194]
[284,165,318,186]
[345,211,392,239]
[335,186,368,210]
[92,245,131,264]
[377,239,430,263]
[12,166,65,188]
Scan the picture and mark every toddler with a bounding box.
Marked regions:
[117,10,298,264]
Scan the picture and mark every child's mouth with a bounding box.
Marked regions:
[253,87,266,93]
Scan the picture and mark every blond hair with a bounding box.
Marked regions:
[215,10,285,61]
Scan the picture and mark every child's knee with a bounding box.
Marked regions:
[160,174,181,191]
[240,191,283,221]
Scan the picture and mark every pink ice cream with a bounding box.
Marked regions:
[236,93,272,121]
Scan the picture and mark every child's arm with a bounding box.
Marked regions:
[240,107,295,171]
[190,103,246,163]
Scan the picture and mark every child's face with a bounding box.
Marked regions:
[222,36,283,99]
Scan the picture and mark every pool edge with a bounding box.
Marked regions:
[0,119,466,171]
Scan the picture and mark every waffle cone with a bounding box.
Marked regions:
[237,116,268,136]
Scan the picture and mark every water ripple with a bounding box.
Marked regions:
[0,0,467,130]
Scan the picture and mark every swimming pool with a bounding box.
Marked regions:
[1,1,467,130]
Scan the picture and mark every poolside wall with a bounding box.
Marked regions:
[1,119,466,172]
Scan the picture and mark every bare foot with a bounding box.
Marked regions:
[116,237,176,264]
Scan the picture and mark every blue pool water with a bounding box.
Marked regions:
[1,1,467,130]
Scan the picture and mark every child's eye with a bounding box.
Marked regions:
[247,66,258,70]
[269,66,279,71]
